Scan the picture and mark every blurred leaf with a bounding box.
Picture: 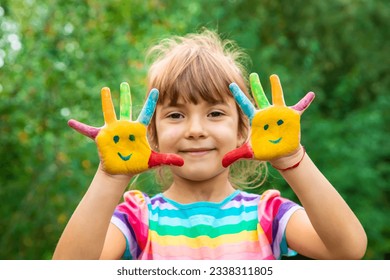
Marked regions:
[0,0,388,259]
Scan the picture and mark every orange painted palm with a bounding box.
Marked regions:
[68,83,184,175]
[223,73,315,167]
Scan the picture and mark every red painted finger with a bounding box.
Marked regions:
[148,150,184,168]
[222,143,254,168]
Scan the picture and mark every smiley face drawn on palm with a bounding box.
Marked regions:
[222,73,315,167]
[68,83,184,175]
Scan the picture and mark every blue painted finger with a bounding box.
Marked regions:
[229,83,256,123]
[137,88,159,126]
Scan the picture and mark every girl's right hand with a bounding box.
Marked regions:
[68,82,184,176]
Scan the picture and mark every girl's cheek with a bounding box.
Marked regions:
[162,127,181,139]
[158,126,183,148]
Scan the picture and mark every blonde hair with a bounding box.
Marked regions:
[144,29,268,190]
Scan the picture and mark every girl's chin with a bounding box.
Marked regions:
[171,165,227,182]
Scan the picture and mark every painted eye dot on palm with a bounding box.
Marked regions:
[264,120,284,131]
[67,82,184,175]
[222,73,315,166]
[113,134,135,144]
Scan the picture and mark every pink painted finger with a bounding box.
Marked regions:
[68,119,100,140]
[222,143,254,168]
[291,92,315,114]
[148,150,184,168]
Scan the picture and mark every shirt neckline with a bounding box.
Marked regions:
[158,190,241,209]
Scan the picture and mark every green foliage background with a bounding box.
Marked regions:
[0,0,388,259]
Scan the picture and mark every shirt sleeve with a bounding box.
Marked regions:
[111,190,150,260]
[258,189,303,259]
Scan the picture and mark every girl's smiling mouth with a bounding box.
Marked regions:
[180,148,215,156]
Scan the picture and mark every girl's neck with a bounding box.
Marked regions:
[163,172,236,204]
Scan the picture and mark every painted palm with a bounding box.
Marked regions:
[68,82,184,174]
[222,73,315,167]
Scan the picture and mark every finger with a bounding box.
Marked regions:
[137,88,159,126]
[270,74,286,106]
[250,73,270,109]
[291,92,315,114]
[101,87,117,124]
[68,119,100,140]
[148,150,184,168]
[229,83,256,123]
[222,143,254,167]
[120,82,132,121]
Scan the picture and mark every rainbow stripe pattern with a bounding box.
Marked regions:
[111,189,301,259]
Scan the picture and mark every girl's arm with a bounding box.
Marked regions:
[52,165,130,259]
[54,84,183,259]
[224,74,367,259]
[271,147,367,259]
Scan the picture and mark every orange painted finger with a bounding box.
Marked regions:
[270,74,285,106]
[101,87,117,124]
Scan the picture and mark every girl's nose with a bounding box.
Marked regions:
[185,116,207,139]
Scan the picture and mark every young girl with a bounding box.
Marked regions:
[53,29,367,260]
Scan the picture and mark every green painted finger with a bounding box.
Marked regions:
[250,73,270,109]
[120,82,132,120]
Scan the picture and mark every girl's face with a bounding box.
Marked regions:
[154,97,243,182]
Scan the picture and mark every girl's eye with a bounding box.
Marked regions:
[168,113,183,119]
[208,111,224,117]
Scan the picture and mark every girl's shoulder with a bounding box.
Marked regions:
[121,190,151,206]
[238,189,300,219]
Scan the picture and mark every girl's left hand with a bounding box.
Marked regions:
[222,73,315,167]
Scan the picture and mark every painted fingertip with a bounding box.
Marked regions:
[120,82,130,93]
[149,88,159,101]
[229,83,241,96]
[249,72,260,83]
[67,119,76,128]
[101,87,111,96]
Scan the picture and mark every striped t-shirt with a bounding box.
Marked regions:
[111,189,301,260]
